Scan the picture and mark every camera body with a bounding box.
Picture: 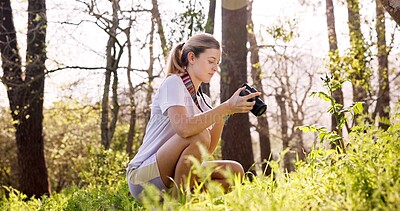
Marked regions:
[239,83,267,116]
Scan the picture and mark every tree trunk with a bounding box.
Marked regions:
[125,19,136,157]
[101,0,120,150]
[285,87,306,163]
[109,69,120,142]
[346,0,369,115]
[221,0,255,173]
[101,69,112,149]
[290,123,305,162]
[0,0,50,197]
[247,0,272,176]
[275,88,292,172]
[379,0,400,25]
[201,0,217,96]
[139,10,157,143]
[152,0,168,59]
[205,0,216,34]
[326,0,344,148]
[373,0,390,130]
[126,102,136,157]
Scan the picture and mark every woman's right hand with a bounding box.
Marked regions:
[225,86,261,114]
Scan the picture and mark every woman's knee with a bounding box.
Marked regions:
[228,161,245,176]
[187,129,211,151]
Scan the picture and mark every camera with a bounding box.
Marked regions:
[239,83,267,116]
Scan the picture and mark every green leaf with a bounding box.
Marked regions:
[338,118,348,128]
[311,92,332,102]
[297,125,310,133]
[310,92,317,98]
[331,83,342,91]
[351,102,364,114]
[318,132,327,141]
[318,92,332,102]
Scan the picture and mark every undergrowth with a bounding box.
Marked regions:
[1,76,399,210]
[1,115,398,210]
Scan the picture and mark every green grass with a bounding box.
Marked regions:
[1,116,400,210]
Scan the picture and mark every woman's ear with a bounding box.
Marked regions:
[187,52,195,64]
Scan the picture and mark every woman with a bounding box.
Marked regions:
[126,33,260,200]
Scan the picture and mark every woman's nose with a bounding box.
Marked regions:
[212,64,219,71]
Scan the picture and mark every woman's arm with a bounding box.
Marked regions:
[167,102,228,138]
[208,118,225,153]
[168,87,260,138]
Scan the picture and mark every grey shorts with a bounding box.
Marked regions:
[127,153,168,200]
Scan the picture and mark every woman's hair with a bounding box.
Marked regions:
[166,33,220,76]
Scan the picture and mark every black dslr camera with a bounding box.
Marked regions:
[239,83,267,116]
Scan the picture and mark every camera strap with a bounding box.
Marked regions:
[180,71,203,112]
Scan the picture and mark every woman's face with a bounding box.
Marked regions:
[188,48,221,84]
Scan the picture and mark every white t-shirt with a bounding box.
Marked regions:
[127,74,212,170]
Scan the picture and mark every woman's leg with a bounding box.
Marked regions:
[156,129,211,190]
[203,160,244,191]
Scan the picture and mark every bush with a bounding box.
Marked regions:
[145,112,400,210]
[0,147,141,210]
[1,107,399,210]
[44,100,101,192]
[77,147,129,187]
[0,107,18,195]
[64,180,140,211]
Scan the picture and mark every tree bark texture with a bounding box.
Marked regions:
[101,0,120,150]
[139,9,157,143]
[247,0,272,176]
[201,0,217,96]
[125,19,136,157]
[152,0,168,59]
[380,0,400,25]
[0,0,50,197]
[275,88,293,172]
[325,0,344,148]
[373,0,390,130]
[221,0,255,173]
[346,0,369,114]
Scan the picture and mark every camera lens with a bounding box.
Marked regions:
[240,83,267,116]
[253,100,267,116]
